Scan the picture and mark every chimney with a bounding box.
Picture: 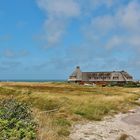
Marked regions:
[76,66,80,69]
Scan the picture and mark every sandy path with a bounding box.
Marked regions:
[70,107,140,140]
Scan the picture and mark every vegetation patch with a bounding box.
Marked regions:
[0,87,20,96]
[0,98,37,140]
[0,82,140,140]
[57,128,70,136]
[30,97,61,111]
[53,118,71,127]
[74,101,118,120]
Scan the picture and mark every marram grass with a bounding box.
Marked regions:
[0,82,140,140]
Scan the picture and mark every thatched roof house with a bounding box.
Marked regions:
[68,66,133,84]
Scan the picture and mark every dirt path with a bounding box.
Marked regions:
[70,107,140,140]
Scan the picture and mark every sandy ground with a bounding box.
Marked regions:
[70,105,140,140]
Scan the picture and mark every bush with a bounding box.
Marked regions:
[0,98,37,140]
[124,82,140,88]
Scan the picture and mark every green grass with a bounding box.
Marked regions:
[53,118,71,127]
[0,82,140,140]
[74,102,116,120]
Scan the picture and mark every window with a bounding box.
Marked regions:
[70,76,76,79]
[113,77,119,80]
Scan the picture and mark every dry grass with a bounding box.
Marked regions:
[0,82,140,140]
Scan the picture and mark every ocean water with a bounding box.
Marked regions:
[0,80,66,82]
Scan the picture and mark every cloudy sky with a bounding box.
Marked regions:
[0,0,140,80]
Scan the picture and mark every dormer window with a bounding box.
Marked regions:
[113,77,119,80]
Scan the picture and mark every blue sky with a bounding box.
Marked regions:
[0,0,140,80]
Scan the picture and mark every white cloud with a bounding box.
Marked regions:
[43,17,67,46]
[106,36,123,49]
[83,0,140,50]
[36,0,140,51]
[2,49,29,58]
[36,0,128,48]
[0,61,21,71]
[90,15,115,34]
[34,0,140,79]
[36,0,80,47]
[128,36,140,47]
[89,0,117,8]
[37,0,80,17]
[105,35,140,51]
[117,0,140,32]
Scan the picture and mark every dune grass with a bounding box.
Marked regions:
[0,82,140,140]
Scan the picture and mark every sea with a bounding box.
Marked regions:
[0,80,66,82]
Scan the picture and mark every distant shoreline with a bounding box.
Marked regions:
[0,80,66,82]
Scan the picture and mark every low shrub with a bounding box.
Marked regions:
[0,98,37,140]
[123,82,140,88]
